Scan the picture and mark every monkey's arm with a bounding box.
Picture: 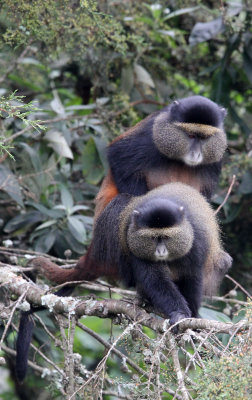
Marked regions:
[130,258,192,325]
[176,275,203,318]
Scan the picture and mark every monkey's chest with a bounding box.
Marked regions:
[145,165,202,192]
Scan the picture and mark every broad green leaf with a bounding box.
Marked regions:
[238,171,252,194]
[35,220,57,230]
[243,36,252,83]
[8,74,42,92]
[75,215,93,227]
[19,57,42,65]
[18,142,42,171]
[27,201,64,218]
[44,131,73,159]
[199,307,231,323]
[64,231,86,254]
[82,137,105,184]
[67,216,87,243]
[50,90,66,116]
[134,64,155,88]
[4,211,44,233]
[34,230,56,253]
[93,136,109,171]
[164,6,200,20]
[96,97,109,106]
[0,165,24,206]
[60,185,74,210]
[121,66,134,94]
[158,29,176,37]
[70,205,90,214]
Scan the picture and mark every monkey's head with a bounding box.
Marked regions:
[153,96,227,166]
[126,197,194,262]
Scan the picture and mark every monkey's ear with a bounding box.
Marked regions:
[170,100,180,112]
[132,209,140,225]
[220,107,227,118]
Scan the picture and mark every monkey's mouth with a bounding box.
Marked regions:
[183,153,203,167]
[154,251,169,261]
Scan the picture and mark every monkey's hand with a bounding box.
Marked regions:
[169,310,192,333]
[216,250,233,275]
[203,250,233,296]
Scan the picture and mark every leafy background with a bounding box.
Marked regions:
[0,0,251,398]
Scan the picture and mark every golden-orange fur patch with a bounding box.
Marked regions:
[146,165,202,193]
[174,122,222,137]
[94,171,119,221]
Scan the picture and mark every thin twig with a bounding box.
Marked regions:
[77,321,147,378]
[0,247,77,264]
[168,334,190,400]
[214,175,236,215]
[0,291,27,349]
[225,274,252,300]
[203,296,248,306]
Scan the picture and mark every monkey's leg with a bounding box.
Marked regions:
[131,259,192,326]
[176,275,203,318]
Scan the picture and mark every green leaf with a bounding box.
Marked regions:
[121,66,134,94]
[0,165,24,206]
[164,6,201,20]
[199,307,231,323]
[18,142,42,172]
[238,171,252,194]
[93,136,109,171]
[82,137,105,184]
[64,231,86,254]
[60,185,74,210]
[4,211,44,233]
[35,220,57,230]
[44,131,73,159]
[27,201,64,218]
[67,216,87,243]
[50,90,66,116]
[134,64,155,88]
[243,34,252,84]
[34,230,56,253]
[70,205,90,214]
[8,73,43,92]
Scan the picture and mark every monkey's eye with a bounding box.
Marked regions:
[188,134,196,139]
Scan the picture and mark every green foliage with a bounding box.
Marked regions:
[196,352,252,400]
[0,92,45,157]
[4,185,92,255]
[195,309,252,400]
[1,0,130,55]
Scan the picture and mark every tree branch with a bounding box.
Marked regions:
[0,265,248,335]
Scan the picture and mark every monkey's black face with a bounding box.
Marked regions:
[152,96,227,166]
[153,118,227,166]
[126,196,194,262]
